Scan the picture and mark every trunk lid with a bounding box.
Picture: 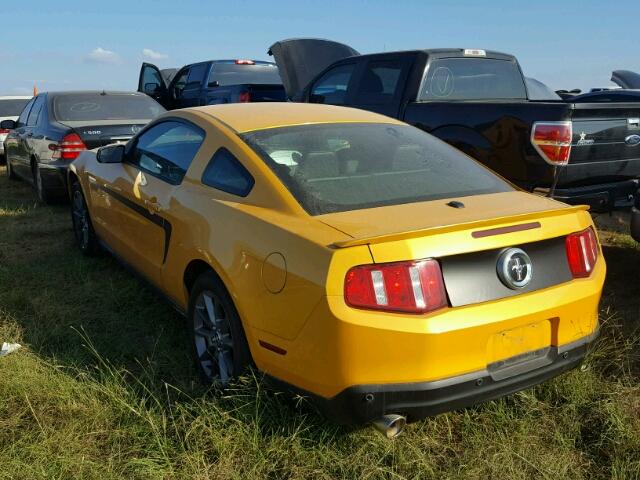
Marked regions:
[59,120,149,149]
[268,38,360,99]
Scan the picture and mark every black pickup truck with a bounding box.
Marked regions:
[138,59,286,110]
[269,39,640,211]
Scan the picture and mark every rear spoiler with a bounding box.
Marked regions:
[330,205,589,248]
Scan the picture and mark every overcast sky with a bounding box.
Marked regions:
[1,0,637,95]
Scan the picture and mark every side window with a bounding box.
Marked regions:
[26,95,45,126]
[17,98,35,126]
[309,63,356,105]
[172,69,190,97]
[353,60,405,104]
[130,120,205,184]
[185,64,207,90]
[142,66,163,91]
[201,148,254,197]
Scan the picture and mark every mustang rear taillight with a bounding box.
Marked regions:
[531,121,573,166]
[50,132,87,160]
[565,227,599,278]
[344,259,447,314]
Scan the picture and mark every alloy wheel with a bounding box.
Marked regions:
[193,290,235,384]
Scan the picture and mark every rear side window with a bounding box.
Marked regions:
[353,60,405,104]
[419,58,527,101]
[130,120,204,184]
[202,148,254,196]
[209,63,282,86]
[53,94,164,121]
[0,98,31,117]
[310,63,356,105]
[27,95,45,126]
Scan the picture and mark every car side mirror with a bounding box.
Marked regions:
[207,80,219,88]
[144,82,160,95]
[97,144,125,164]
[0,119,16,130]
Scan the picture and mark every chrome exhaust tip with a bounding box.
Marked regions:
[371,414,407,439]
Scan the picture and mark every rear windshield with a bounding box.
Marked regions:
[242,123,512,215]
[209,64,282,86]
[418,58,527,101]
[0,99,31,117]
[53,94,165,121]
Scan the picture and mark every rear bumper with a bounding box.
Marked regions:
[314,331,597,424]
[39,163,68,197]
[544,179,639,212]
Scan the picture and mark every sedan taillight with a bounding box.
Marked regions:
[531,121,573,166]
[565,227,599,278]
[344,259,447,314]
[50,132,87,160]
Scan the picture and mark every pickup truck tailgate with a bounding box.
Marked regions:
[570,103,640,165]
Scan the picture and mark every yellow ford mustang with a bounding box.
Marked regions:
[68,103,604,435]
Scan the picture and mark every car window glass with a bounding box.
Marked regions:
[353,60,404,104]
[130,120,205,184]
[143,66,164,90]
[419,58,527,100]
[53,94,164,121]
[242,123,513,215]
[201,148,254,197]
[16,98,35,126]
[310,63,356,105]
[172,69,190,96]
[0,98,32,117]
[26,95,45,126]
[185,64,207,89]
[208,63,281,86]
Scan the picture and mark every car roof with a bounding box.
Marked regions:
[190,102,405,133]
[43,90,149,98]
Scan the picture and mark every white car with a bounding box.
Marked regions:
[0,96,32,160]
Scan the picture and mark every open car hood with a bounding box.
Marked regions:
[611,70,640,89]
[268,38,359,100]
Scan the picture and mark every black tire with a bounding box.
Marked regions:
[5,158,17,180]
[188,271,252,385]
[70,180,99,255]
[33,163,52,204]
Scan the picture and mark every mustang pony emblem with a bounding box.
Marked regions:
[497,248,533,289]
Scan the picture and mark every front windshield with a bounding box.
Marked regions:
[242,123,513,215]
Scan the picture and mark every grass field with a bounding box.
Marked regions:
[1,165,639,479]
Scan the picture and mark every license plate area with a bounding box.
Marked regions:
[487,320,553,381]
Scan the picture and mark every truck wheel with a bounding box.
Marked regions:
[188,271,252,385]
[70,180,99,255]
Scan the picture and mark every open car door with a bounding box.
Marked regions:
[138,62,177,108]
[268,38,360,100]
[611,70,640,90]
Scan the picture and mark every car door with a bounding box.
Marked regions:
[306,62,358,105]
[23,94,47,178]
[6,97,35,179]
[167,67,190,109]
[89,119,205,288]
[178,63,209,107]
[349,55,414,117]
[138,62,169,107]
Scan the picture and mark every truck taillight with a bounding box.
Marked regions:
[0,128,10,135]
[50,133,87,160]
[239,91,251,103]
[565,227,599,278]
[235,59,255,65]
[345,259,447,314]
[531,121,572,166]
